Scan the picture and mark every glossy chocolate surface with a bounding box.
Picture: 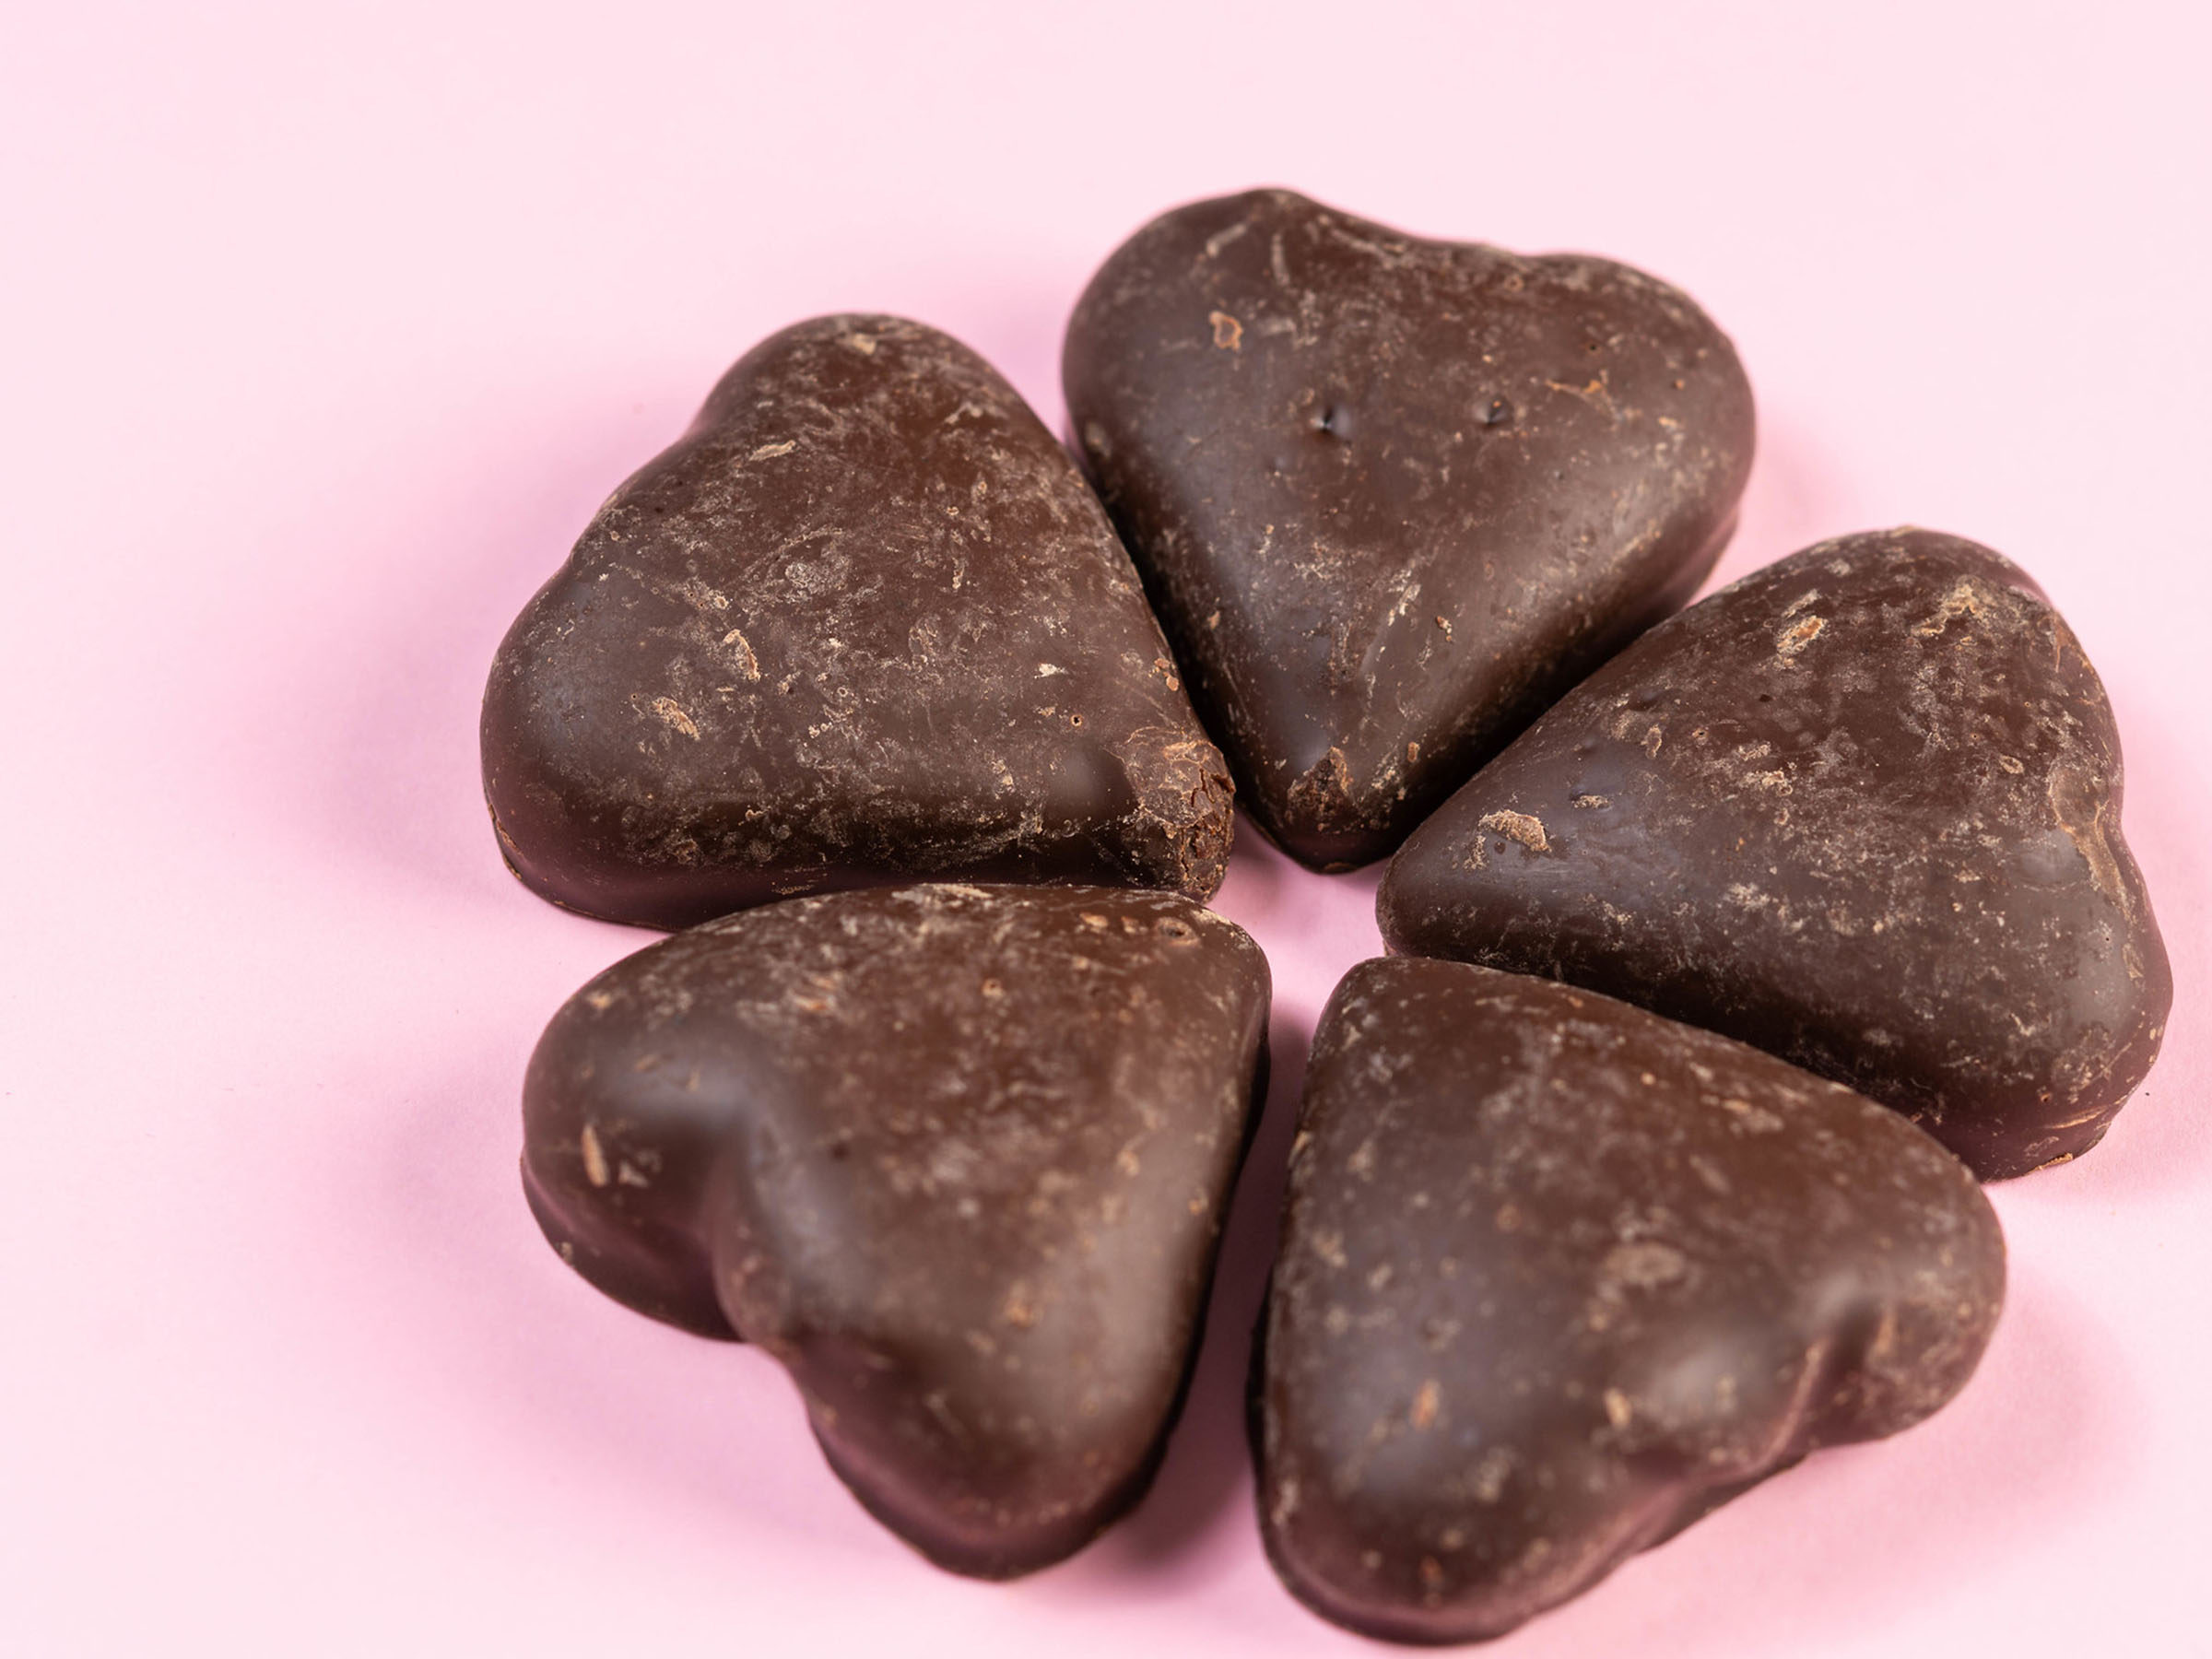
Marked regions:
[1255,958,2004,1643]
[523,883,1271,1577]
[1380,528,2170,1180]
[1064,189,1755,871]
[485,315,1233,930]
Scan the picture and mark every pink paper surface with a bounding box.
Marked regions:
[4,4,2207,1654]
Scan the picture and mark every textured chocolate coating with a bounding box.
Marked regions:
[1256,958,2005,1644]
[1063,189,1755,871]
[484,314,1234,930]
[1380,529,2171,1180]
[522,883,1271,1577]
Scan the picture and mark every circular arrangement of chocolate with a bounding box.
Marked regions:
[483,191,2167,1643]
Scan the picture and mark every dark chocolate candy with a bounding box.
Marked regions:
[1379,528,2171,1181]
[522,882,1271,1578]
[484,315,1234,931]
[1063,189,1755,872]
[1255,958,2004,1644]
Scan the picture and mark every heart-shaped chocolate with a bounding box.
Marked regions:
[1255,958,2004,1644]
[484,315,1234,930]
[1064,189,1755,871]
[522,883,1271,1578]
[1380,528,2171,1180]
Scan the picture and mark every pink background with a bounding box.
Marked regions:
[4,4,2207,1653]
